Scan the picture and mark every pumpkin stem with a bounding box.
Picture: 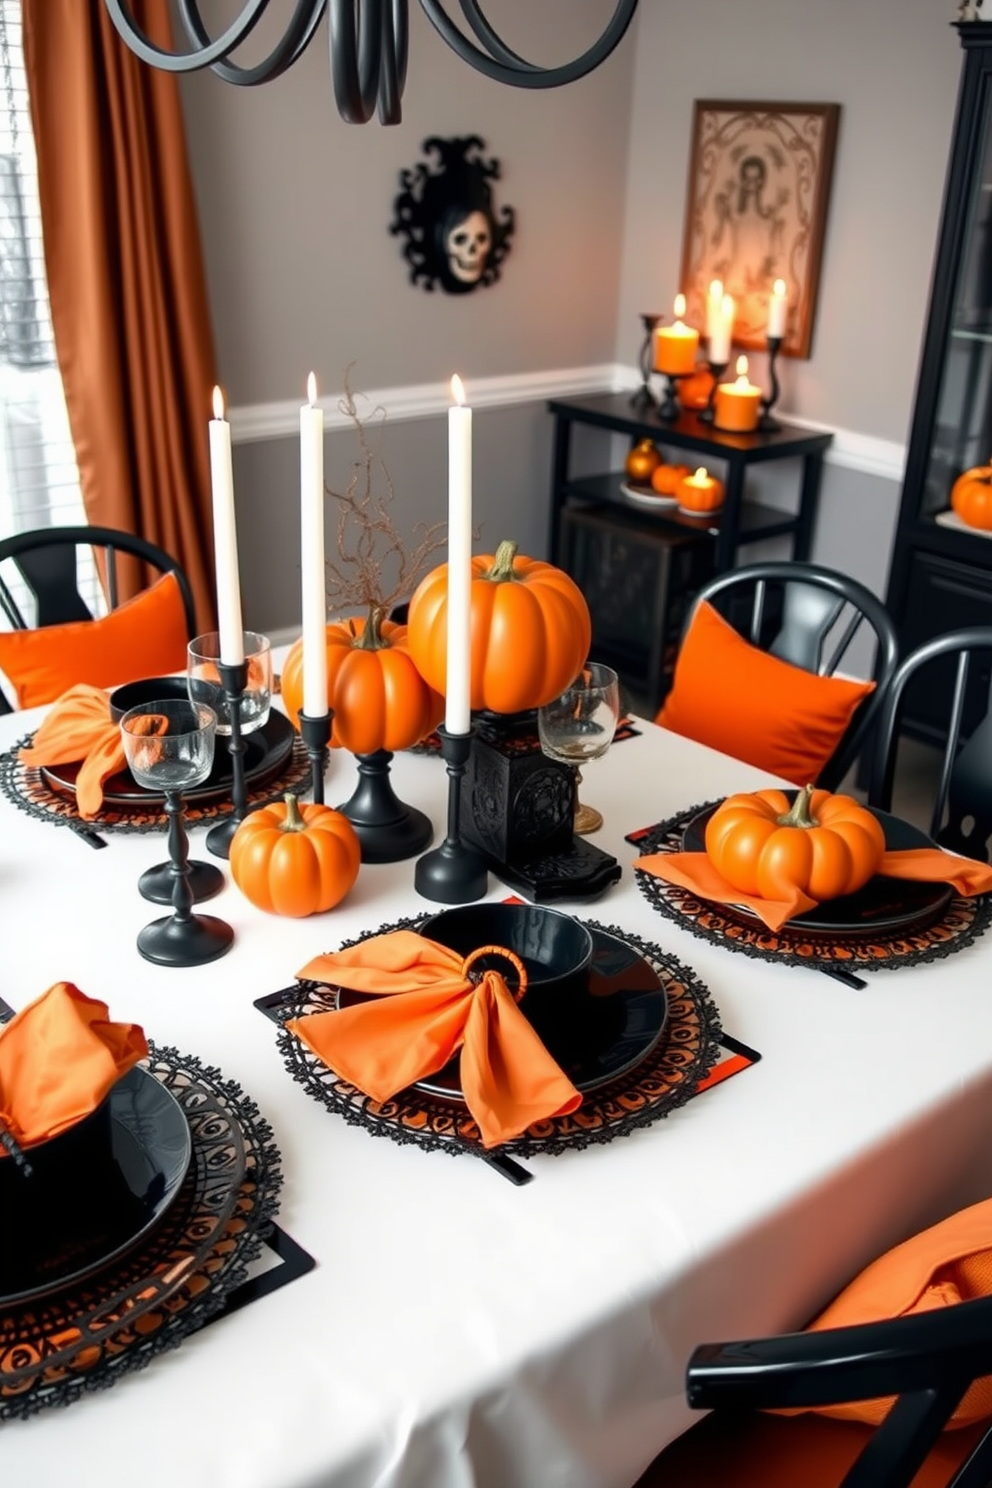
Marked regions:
[279,794,308,832]
[486,540,519,583]
[776,784,819,830]
[354,603,389,650]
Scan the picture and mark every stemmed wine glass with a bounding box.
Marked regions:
[538,663,621,835]
[120,700,235,967]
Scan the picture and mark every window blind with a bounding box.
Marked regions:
[0,0,94,627]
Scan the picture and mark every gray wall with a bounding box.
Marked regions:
[178,1,966,636]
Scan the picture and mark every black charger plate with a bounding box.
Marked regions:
[40,710,295,809]
[682,795,954,934]
[0,1065,191,1307]
[337,925,669,1101]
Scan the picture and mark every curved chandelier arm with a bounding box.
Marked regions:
[375,0,410,125]
[418,0,639,89]
[329,0,387,124]
[176,0,326,86]
[103,0,273,73]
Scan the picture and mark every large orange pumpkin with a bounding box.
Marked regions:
[951,463,992,530]
[704,785,886,902]
[407,540,592,714]
[281,610,444,755]
[230,794,361,917]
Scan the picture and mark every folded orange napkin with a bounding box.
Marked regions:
[290,930,582,1149]
[637,846,992,933]
[19,684,165,818]
[0,983,148,1152]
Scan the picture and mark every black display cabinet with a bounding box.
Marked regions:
[884,23,992,743]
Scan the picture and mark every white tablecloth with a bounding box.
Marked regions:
[1,702,991,1488]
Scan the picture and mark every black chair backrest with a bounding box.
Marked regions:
[868,627,992,862]
[685,1294,992,1488]
[687,562,900,790]
[0,525,196,639]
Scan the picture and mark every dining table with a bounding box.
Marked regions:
[2,681,992,1488]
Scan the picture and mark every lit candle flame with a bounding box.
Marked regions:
[450,373,466,407]
[212,385,225,421]
[721,294,734,317]
[708,279,723,301]
[773,278,786,298]
[693,467,708,481]
[307,371,317,407]
[673,293,686,320]
[735,354,749,377]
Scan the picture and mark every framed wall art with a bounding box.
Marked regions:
[679,100,840,359]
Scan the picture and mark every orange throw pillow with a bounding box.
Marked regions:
[0,571,190,710]
[790,1198,992,1429]
[656,600,875,784]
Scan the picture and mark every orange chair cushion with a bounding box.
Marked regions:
[791,1196,992,1429]
[655,600,875,784]
[0,571,190,710]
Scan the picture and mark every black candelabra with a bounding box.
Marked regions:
[414,727,488,903]
[758,336,783,432]
[298,709,333,804]
[206,660,249,859]
[630,313,661,411]
[696,359,729,426]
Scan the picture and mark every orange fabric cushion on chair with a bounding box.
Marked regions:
[0,571,190,710]
[656,600,875,784]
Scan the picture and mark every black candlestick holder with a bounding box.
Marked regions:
[139,790,234,967]
[696,358,729,425]
[337,749,433,863]
[206,659,249,860]
[630,312,661,411]
[298,709,333,804]
[414,726,488,903]
[758,335,783,432]
[656,370,687,422]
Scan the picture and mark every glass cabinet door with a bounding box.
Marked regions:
[921,80,992,519]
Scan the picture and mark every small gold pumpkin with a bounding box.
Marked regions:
[625,438,661,485]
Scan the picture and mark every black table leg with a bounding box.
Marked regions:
[794,450,825,561]
[715,462,745,573]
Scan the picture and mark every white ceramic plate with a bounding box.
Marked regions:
[620,480,677,508]
[934,509,992,540]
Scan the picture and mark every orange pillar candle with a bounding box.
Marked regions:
[678,466,725,513]
[714,354,762,432]
[654,294,700,376]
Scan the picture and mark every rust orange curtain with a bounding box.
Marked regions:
[22,1,218,633]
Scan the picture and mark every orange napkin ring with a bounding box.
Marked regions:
[462,945,527,1003]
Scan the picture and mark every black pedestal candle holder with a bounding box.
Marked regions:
[206,659,249,860]
[138,858,225,907]
[758,335,783,432]
[138,790,234,968]
[414,727,488,904]
[696,359,729,425]
[656,371,687,422]
[298,709,333,805]
[630,313,661,411]
[337,750,433,863]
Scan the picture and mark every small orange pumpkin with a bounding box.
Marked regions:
[677,467,725,512]
[407,540,592,714]
[679,367,715,410]
[704,785,886,902]
[651,462,691,497]
[281,610,444,754]
[951,462,992,531]
[625,439,661,484]
[230,793,361,917]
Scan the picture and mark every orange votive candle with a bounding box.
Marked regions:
[713,354,761,432]
[654,294,700,376]
[678,466,725,513]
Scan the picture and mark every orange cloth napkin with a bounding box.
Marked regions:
[638,846,992,933]
[0,983,148,1152]
[289,930,582,1149]
[19,684,165,818]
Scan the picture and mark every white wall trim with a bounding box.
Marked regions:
[229,362,907,484]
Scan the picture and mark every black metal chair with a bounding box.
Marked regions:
[682,562,900,790]
[0,525,197,715]
[637,1295,992,1488]
[868,627,992,863]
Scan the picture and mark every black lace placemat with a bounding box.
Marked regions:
[268,915,722,1162]
[0,1045,282,1421]
[632,802,992,973]
[0,731,311,836]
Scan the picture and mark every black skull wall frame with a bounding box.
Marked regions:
[390,136,515,294]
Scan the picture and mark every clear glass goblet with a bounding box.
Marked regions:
[186,631,272,736]
[120,700,234,967]
[538,663,621,835]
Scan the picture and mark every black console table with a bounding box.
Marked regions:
[546,394,834,710]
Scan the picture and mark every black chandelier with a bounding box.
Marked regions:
[103,1,639,124]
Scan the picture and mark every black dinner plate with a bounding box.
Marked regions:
[682,794,954,934]
[337,926,669,1101]
[0,1066,192,1307]
[40,710,295,808]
